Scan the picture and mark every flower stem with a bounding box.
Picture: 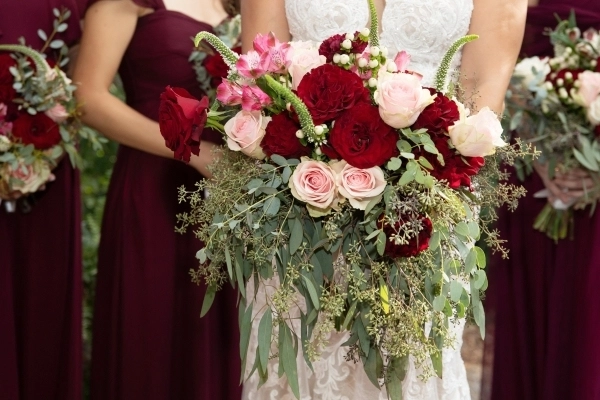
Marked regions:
[193,32,240,67]
[434,35,478,93]
[367,0,380,47]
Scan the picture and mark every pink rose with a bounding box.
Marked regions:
[587,97,600,125]
[289,158,338,217]
[224,110,270,159]
[216,81,243,105]
[0,158,52,195]
[374,70,436,129]
[574,71,600,107]
[448,107,506,157]
[44,103,69,123]
[331,160,386,210]
[288,41,326,90]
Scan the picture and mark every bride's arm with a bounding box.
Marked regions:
[241,0,290,52]
[459,0,528,115]
[72,0,217,177]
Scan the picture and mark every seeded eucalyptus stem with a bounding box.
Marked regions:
[263,74,316,139]
[194,31,240,66]
[434,34,479,93]
[367,0,380,47]
[0,44,49,74]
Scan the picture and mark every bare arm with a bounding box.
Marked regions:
[72,0,217,177]
[459,0,527,115]
[241,0,290,52]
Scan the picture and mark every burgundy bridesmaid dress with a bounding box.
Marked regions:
[89,1,241,399]
[0,1,87,399]
[486,1,600,399]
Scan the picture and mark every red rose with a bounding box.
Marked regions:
[203,46,241,88]
[0,53,17,116]
[412,89,460,134]
[419,135,484,188]
[380,214,433,258]
[296,64,371,125]
[11,112,61,149]
[328,103,399,168]
[158,86,209,162]
[318,32,367,62]
[260,112,311,159]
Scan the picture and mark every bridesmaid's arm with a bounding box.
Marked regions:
[72,0,217,177]
[459,0,528,115]
[241,0,290,52]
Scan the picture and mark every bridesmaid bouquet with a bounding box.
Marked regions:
[507,13,600,240]
[160,1,528,397]
[0,8,101,212]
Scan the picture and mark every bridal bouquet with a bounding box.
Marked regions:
[0,8,101,212]
[161,1,528,397]
[507,13,600,240]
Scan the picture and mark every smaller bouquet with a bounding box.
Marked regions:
[508,13,600,240]
[0,8,102,212]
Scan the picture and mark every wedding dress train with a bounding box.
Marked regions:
[243,1,474,398]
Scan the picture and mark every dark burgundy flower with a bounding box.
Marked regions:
[260,112,311,159]
[418,134,484,188]
[0,53,17,116]
[296,64,371,125]
[318,32,367,62]
[380,214,433,258]
[547,68,582,93]
[203,46,241,87]
[11,112,61,149]
[158,86,209,162]
[328,103,399,168]
[412,88,460,134]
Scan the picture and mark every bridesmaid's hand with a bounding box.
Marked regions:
[533,162,593,205]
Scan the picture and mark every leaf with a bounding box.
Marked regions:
[37,29,47,41]
[376,231,386,256]
[465,248,477,275]
[342,300,358,330]
[386,356,408,400]
[195,248,207,264]
[397,140,412,153]
[400,151,415,159]
[302,275,320,310]
[263,196,281,216]
[450,281,463,302]
[200,285,217,317]
[473,301,486,339]
[257,308,273,375]
[429,231,441,251]
[433,295,446,312]
[379,280,390,314]
[363,347,381,388]
[417,156,434,170]
[49,39,65,49]
[56,22,68,32]
[289,219,303,255]
[473,270,487,290]
[282,166,292,184]
[356,317,370,358]
[270,154,288,166]
[280,323,300,399]
[398,169,414,186]
[574,147,599,171]
[430,351,443,378]
[225,246,233,280]
[387,157,402,171]
[364,194,383,216]
[454,221,470,238]
[475,246,486,268]
[467,221,480,239]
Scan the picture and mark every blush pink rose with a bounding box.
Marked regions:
[289,158,338,217]
[44,103,69,123]
[288,41,326,90]
[587,97,600,125]
[374,70,436,129]
[448,107,506,157]
[331,160,386,210]
[574,70,600,107]
[224,110,270,159]
[0,158,52,195]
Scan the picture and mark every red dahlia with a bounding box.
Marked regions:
[260,112,311,159]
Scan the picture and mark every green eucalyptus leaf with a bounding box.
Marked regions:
[302,275,320,310]
[289,219,303,255]
[280,323,300,399]
[200,285,217,317]
[376,231,386,256]
[387,157,402,171]
[270,154,288,166]
[473,270,487,290]
[475,246,486,268]
[398,169,414,186]
[257,308,273,375]
[263,196,281,216]
[433,295,446,312]
[450,281,463,303]
[454,221,470,238]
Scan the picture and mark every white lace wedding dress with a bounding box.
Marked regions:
[243,0,474,399]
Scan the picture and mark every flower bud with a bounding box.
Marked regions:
[556,78,564,86]
[315,147,322,155]
[345,33,354,40]
[340,54,350,64]
[559,87,568,98]
[296,129,304,139]
[544,81,554,90]
[368,77,377,87]
[315,125,324,135]
[386,62,398,73]
[380,46,389,57]
[369,59,379,68]
[565,71,573,80]
[370,46,380,57]
[333,54,341,63]
[592,59,598,68]
[358,57,368,68]
[342,39,352,50]
[360,28,370,37]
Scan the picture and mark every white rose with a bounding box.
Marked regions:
[374,70,436,129]
[587,97,600,125]
[448,107,506,157]
[0,135,11,152]
[513,56,550,89]
[224,110,270,159]
[288,41,326,90]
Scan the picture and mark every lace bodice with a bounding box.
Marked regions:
[285,0,474,86]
